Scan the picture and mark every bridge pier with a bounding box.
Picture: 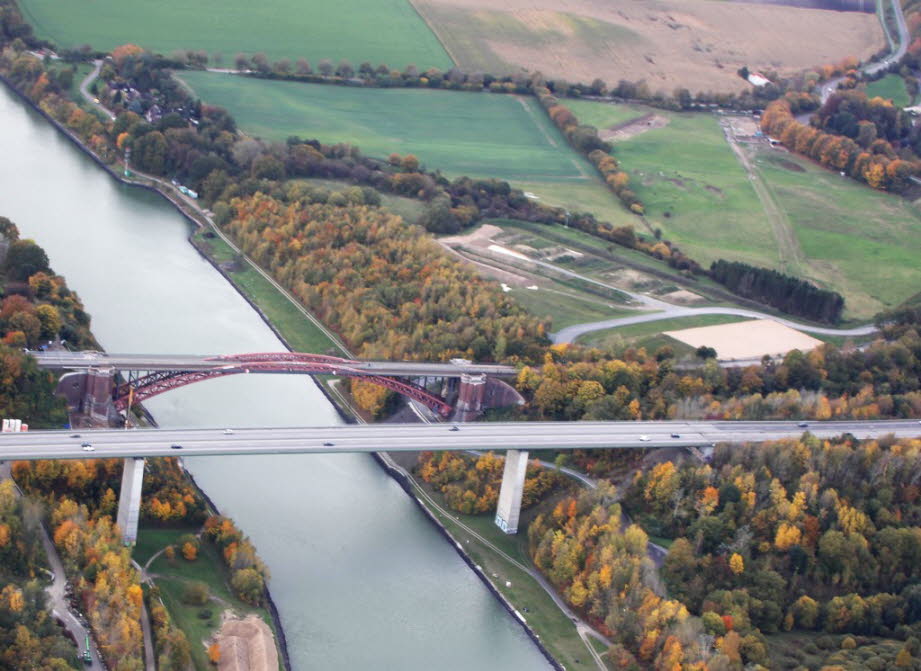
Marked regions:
[494,449,529,534]
[456,373,487,422]
[115,458,145,544]
[55,367,117,427]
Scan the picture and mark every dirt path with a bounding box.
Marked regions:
[722,123,805,275]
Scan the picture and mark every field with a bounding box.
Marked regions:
[18,0,451,72]
[567,100,921,320]
[575,314,746,353]
[865,73,911,107]
[179,71,594,182]
[567,100,779,269]
[411,0,882,93]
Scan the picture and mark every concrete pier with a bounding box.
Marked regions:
[494,449,529,534]
[115,457,145,544]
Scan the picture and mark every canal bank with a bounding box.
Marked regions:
[0,78,552,669]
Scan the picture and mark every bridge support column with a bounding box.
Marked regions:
[456,373,487,422]
[116,458,145,545]
[494,449,529,534]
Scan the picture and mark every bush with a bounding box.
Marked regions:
[181,581,209,606]
[197,609,212,620]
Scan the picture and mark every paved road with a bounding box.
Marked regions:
[1,420,918,460]
[79,60,116,121]
[865,0,909,76]
[552,305,877,344]
[31,350,515,377]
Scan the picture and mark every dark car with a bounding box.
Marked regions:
[70,434,81,438]
[449,426,460,432]
[797,422,809,428]
[670,433,680,439]
[170,444,183,450]
[323,442,334,447]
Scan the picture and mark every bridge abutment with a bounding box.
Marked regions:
[115,457,145,544]
[494,449,529,534]
[55,367,118,427]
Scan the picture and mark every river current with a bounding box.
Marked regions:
[0,84,549,670]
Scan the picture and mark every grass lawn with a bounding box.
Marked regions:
[291,177,427,225]
[568,101,778,270]
[576,314,747,350]
[192,229,346,355]
[508,284,633,330]
[19,0,452,72]
[149,537,280,671]
[752,147,921,319]
[865,74,910,107]
[133,526,195,567]
[178,72,593,183]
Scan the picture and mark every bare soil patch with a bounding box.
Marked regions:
[601,114,670,142]
[214,614,278,671]
[413,0,882,93]
[661,289,705,304]
[775,157,807,172]
[664,318,823,359]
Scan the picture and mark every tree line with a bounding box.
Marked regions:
[416,451,563,515]
[761,92,919,192]
[710,259,844,324]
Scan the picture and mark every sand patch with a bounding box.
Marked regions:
[660,289,704,305]
[215,614,278,671]
[601,114,670,142]
[664,318,822,359]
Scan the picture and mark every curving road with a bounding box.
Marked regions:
[79,60,115,121]
[552,306,877,344]
[865,0,909,76]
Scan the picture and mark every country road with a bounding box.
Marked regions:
[79,60,115,121]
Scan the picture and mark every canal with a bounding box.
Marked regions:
[0,84,550,670]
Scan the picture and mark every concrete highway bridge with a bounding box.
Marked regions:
[31,350,521,423]
[2,418,919,541]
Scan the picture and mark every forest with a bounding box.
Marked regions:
[709,260,844,324]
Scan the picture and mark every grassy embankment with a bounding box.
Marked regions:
[400,468,605,670]
[864,73,910,107]
[566,100,921,321]
[19,0,452,71]
[133,527,282,671]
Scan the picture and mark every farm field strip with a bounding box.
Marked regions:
[19,0,453,72]
[178,72,594,182]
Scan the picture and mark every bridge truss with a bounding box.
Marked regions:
[113,352,454,416]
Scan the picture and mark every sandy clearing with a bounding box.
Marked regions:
[413,0,883,93]
[660,289,704,305]
[215,614,278,671]
[439,223,505,246]
[664,318,823,359]
[600,114,670,142]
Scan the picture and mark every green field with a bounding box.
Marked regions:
[566,100,921,319]
[865,73,910,107]
[568,100,778,270]
[575,314,747,352]
[752,148,921,318]
[19,0,451,72]
[179,71,594,182]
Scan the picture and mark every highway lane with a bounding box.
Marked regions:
[30,351,516,377]
[0,420,918,460]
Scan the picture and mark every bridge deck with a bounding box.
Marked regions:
[30,351,516,377]
[0,420,917,461]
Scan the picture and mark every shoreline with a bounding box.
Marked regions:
[0,71,567,669]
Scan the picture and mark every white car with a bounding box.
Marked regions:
[223,429,234,435]
[639,435,651,442]
[81,443,94,452]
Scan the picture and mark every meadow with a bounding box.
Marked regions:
[567,100,921,319]
[19,0,452,71]
[179,71,594,182]
[864,73,911,106]
[567,100,780,270]
[752,148,921,318]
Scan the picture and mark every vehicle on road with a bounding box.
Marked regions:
[223,428,233,434]
[639,435,650,442]
[671,433,680,438]
[798,422,809,428]
[170,444,182,450]
[81,443,94,452]
[323,441,334,447]
[70,434,80,438]
[449,426,459,432]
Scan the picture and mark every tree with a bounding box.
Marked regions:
[729,553,744,575]
[208,643,221,664]
[181,541,198,561]
[181,581,209,606]
[5,239,50,280]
